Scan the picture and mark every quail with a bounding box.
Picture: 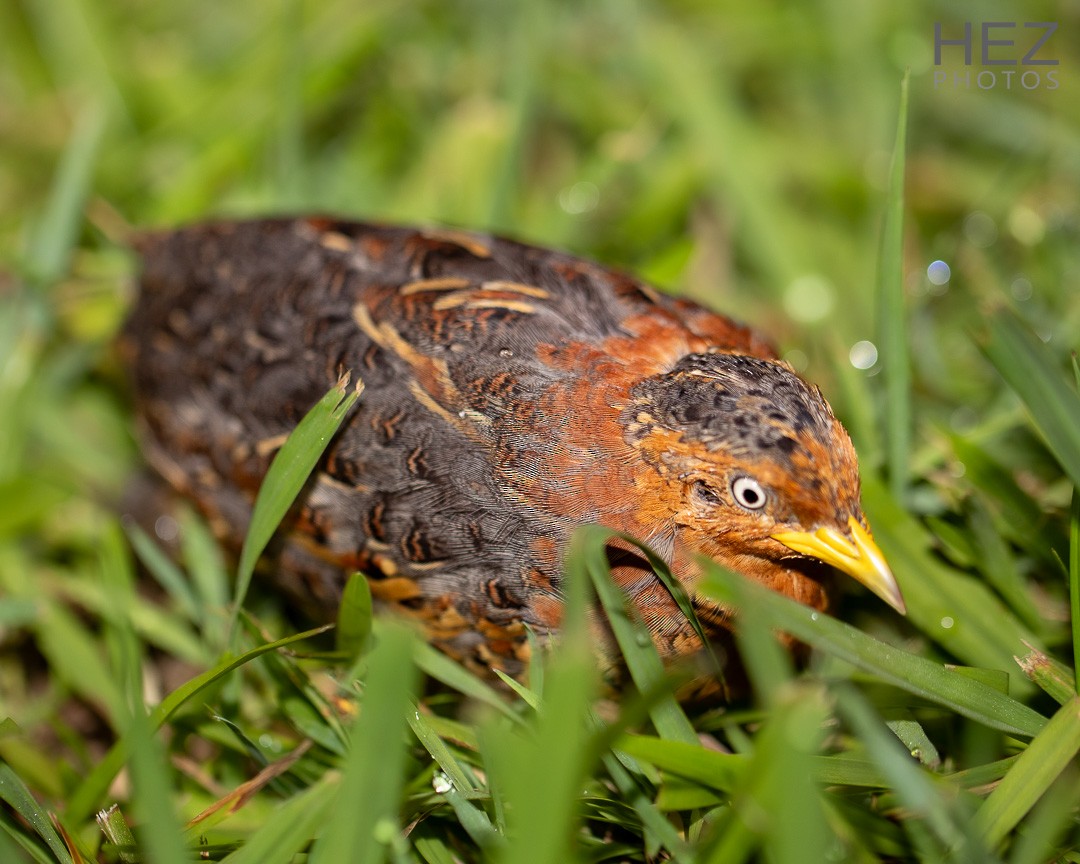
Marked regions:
[121,217,905,682]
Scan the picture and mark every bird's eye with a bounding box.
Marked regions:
[691,480,723,507]
[731,475,767,510]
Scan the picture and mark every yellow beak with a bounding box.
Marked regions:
[771,516,906,614]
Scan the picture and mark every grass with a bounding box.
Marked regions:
[2,0,1080,861]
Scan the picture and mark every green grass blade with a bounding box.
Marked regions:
[492,668,540,708]
[716,560,794,704]
[757,685,833,864]
[483,508,601,864]
[23,104,106,290]
[233,375,362,630]
[34,604,123,723]
[65,624,330,822]
[309,624,419,864]
[835,687,977,858]
[95,805,137,862]
[1072,489,1080,694]
[123,520,201,623]
[950,435,1058,562]
[702,684,832,864]
[876,70,911,499]
[1016,646,1075,705]
[96,519,188,864]
[123,705,187,864]
[1006,767,1080,864]
[178,506,231,646]
[219,778,337,864]
[1073,354,1080,693]
[0,817,55,864]
[570,525,698,745]
[810,756,888,788]
[152,624,332,728]
[615,734,743,793]
[601,751,691,859]
[406,708,480,796]
[411,639,524,726]
[335,571,372,662]
[980,308,1080,491]
[974,695,1080,849]
[861,474,1037,696]
[701,561,1047,737]
[886,715,941,768]
[624,534,723,680]
[966,497,1045,635]
[0,763,73,864]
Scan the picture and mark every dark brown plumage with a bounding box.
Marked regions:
[121,217,904,684]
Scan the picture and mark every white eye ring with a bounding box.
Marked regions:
[731,476,767,510]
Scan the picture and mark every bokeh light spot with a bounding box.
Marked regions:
[849,340,878,370]
[927,260,951,286]
[783,274,834,323]
[963,211,997,248]
[558,181,599,214]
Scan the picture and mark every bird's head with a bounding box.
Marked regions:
[623,352,905,614]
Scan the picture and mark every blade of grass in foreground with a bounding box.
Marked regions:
[973,694,1080,849]
[876,70,911,500]
[701,561,1047,737]
[232,374,362,632]
[309,624,419,864]
[704,683,833,864]
[98,520,187,864]
[23,104,106,291]
[1016,645,1075,705]
[335,572,372,662]
[1073,472,1080,697]
[1071,354,1080,694]
[0,763,73,864]
[570,525,698,745]
[123,699,187,864]
[491,515,598,864]
[980,308,1080,491]
[65,624,331,822]
[860,474,1036,697]
[219,779,337,864]
[835,687,980,861]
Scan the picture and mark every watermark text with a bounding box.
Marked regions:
[933,22,1059,90]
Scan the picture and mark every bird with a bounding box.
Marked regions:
[121,216,905,688]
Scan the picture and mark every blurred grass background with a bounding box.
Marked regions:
[2,0,1080,861]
